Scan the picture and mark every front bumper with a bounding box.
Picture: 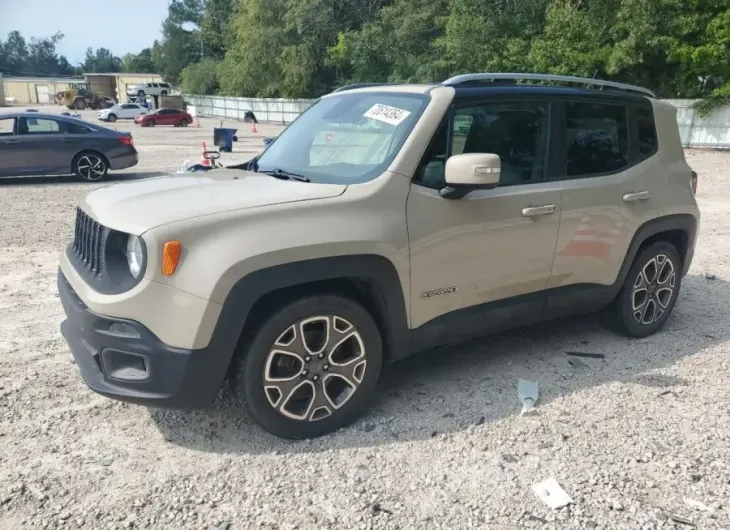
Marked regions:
[58,270,222,408]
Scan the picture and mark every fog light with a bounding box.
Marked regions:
[106,323,141,339]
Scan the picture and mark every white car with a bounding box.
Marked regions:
[98,103,148,123]
[126,82,172,98]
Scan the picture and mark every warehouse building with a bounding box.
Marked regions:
[2,73,165,106]
[84,73,164,103]
[2,76,81,105]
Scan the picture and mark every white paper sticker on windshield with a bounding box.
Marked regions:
[363,104,411,126]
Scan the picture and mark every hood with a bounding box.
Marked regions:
[81,169,347,235]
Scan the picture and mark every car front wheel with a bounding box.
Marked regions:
[146,119,156,127]
[107,114,117,122]
[233,295,383,439]
[609,241,682,338]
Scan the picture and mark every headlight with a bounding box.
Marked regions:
[126,235,145,279]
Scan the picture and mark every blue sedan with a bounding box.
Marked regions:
[0,111,138,181]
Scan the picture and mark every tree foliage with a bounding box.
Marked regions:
[83,47,122,73]
[2,0,728,109]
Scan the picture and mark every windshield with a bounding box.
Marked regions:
[256,92,429,184]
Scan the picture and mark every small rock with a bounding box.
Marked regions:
[59,512,71,520]
[611,500,624,511]
[360,423,376,433]
[100,457,114,467]
[216,523,231,530]
[705,274,716,280]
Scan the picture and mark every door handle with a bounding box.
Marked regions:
[522,205,558,217]
[622,191,651,203]
[62,138,75,143]
[4,139,20,144]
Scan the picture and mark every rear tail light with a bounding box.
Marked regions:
[691,170,698,195]
[119,136,133,146]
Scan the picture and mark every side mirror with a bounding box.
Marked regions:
[440,153,501,199]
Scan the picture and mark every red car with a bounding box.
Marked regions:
[135,108,192,128]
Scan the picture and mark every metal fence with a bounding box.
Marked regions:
[184,94,314,124]
[184,94,730,148]
[664,100,730,149]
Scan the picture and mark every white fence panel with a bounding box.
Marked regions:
[184,94,730,148]
[665,99,730,149]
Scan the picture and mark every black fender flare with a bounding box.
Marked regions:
[198,254,412,400]
[614,213,698,290]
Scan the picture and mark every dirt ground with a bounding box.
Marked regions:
[1,107,729,530]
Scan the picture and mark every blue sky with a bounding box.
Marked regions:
[0,0,170,65]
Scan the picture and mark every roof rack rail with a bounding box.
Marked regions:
[442,73,656,98]
[332,82,404,93]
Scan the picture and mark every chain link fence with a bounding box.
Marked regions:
[184,94,730,149]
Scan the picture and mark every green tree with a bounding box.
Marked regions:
[181,58,221,94]
[83,47,122,73]
[121,48,157,73]
[0,31,30,74]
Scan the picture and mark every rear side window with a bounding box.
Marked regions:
[66,122,91,134]
[636,106,658,158]
[565,102,628,177]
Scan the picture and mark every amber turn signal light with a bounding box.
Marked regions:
[162,241,182,276]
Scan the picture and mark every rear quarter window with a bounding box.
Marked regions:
[565,101,629,177]
[635,106,658,158]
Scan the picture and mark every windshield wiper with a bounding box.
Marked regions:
[261,168,311,182]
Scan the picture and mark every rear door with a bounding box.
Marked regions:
[546,98,657,314]
[16,116,73,174]
[158,109,175,125]
[0,117,27,176]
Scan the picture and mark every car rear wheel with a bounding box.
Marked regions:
[161,90,168,96]
[233,295,383,439]
[179,119,188,127]
[608,241,682,338]
[107,114,117,122]
[146,119,156,127]
[73,152,108,182]
[137,90,145,97]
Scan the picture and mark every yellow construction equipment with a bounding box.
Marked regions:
[59,84,114,110]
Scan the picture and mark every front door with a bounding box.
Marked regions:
[0,117,27,176]
[407,99,561,348]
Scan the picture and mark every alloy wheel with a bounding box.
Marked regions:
[263,315,367,422]
[631,254,676,325]
[76,155,106,181]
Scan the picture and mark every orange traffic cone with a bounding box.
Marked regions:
[200,141,211,167]
[251,122,258,133]
[195,117,200,128]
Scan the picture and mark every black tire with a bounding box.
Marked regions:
[137,90,145,97]
[161,90,168,96]
[73,151,108,182]
[74,99,86,111]
[147,119,156,127]
[179,119,188,127]
[107,114,117,122]
[608,241,682,338]
[233,295,383,439]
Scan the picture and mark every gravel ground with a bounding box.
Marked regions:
[1,107,729,530]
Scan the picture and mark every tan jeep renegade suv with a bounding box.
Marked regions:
[59,73,699,439]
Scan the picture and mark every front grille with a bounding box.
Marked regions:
[72,208,107,276]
